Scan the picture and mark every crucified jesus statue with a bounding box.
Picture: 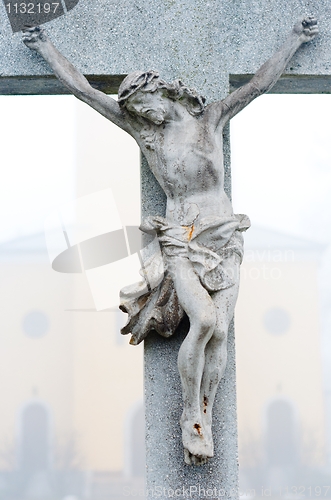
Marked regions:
[23,16,318,466]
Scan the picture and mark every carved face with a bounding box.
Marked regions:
[125,90,169,125]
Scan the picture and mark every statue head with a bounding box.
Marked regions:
[118,70,206,119]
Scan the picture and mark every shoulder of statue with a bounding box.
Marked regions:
[202,100,226,128]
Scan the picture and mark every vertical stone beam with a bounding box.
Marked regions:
[143,121,239,498]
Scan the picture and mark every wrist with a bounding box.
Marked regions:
[290,31,304,48]
[37,39,51,57]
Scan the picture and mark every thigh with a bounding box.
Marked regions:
[211,254,241,339]
[169,256,215,322]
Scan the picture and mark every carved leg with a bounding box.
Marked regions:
[200,254,240,452]
[169,256,216,464]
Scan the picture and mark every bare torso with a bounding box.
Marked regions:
[131,107,233,226]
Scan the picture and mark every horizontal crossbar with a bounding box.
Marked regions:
[0,74,330,96]
[0,74,126,95]
[230,74,331,94]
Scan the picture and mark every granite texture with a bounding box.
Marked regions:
[144,324,239,498]
[1,0,330,100]
[1,0,330,498]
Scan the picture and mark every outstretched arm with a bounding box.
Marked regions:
[217,16,318,124]
[23,27,129,132]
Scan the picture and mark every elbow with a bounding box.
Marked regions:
[247,80,264,98]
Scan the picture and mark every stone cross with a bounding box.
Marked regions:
[1,0,330,497]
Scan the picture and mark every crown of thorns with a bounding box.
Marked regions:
[118,70,206,116]
[118,70,163,105]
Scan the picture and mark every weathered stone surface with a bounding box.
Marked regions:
[1,1,329,498]
[1,0,330,101]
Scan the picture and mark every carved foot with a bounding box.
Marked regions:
[201,409,214,458]
[180,413,213,466]
[184,448,209,466]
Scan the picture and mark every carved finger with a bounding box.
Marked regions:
[23,26,43,35]
[302,16,317,27]
[23,26,37,33]
[23,33,37,40]
[304,28,318,38]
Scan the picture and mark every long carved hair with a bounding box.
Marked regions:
[118,70,206,117]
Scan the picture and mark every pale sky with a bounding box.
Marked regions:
[0,95,76,244]
[231,94,331,244]
[1,93,331,245]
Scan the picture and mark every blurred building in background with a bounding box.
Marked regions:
[236,227,330,494]
[0,96,144,500]
[0,233,145,499]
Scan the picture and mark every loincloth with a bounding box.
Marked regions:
[120,214,250,345]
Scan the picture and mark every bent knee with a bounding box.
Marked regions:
[198,308,216,334]
[208,330,228,351]
[213,328,228,343]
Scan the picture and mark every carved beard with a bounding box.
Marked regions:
[143,108,166,125]
[141,127,156,150]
